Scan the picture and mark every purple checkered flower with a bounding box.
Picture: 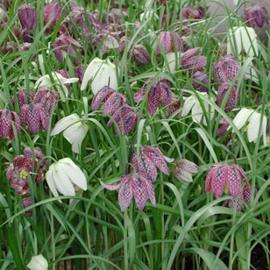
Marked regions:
[213,55,240,83]
[183,6,205,20]
[107,105,137,135]
[244,5,269,28]
[0,109,21,140]
[155,31,182,54]
[181,47,207,73]
[134,79,173,115]
[101,174,156,211]
[130,44,150,65]
[205,163,251,210]
[217,118,230,138]
[52,34,82,64]
[18,4,36,30]
[216,82,238,112]
[191,71,209,92]
[44,0,62,31]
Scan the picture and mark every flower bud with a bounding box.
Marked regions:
[27,255,48,270]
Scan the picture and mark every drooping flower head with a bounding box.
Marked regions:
[191,71,209,93]
[0,109,21,140]
[173,159,198,182]
[134,78,173,115]
[44,0,63,31]
[155,31,182,54]
[205,163,251,210]
[244,5,269,28]
[130,44,151,65]
[183,6,205,20]
[216,82,238,112]
[213,54,240,83]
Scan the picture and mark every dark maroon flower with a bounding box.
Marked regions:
[102,174,156,211]
[183,6,205,20]
[130,45,150,65]
[217,118,230,138]
[18,4,37,39]
[44,0,62,30]
[134,79,173,115]
[0,109,21,140]
[52,34,82,64]
[107,105,137,135]
[155,31,182,54]
[213,54,240,83]
[192,71,209,92]
[181,47,207,73]
[23,197,33,216]
[216,82,238,112]
[205,163,251,210]
[74,65,86,83]
[244,5,269,28]
[1,41,17,54]
[6,147,46,198]
[165,97,181,116]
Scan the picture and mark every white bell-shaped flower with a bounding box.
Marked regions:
[27,255,48,270]
[51,114,88,153]
[81,57,118,94]
[46,158,87,197]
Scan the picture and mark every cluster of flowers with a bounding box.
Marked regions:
[6,148,47,214]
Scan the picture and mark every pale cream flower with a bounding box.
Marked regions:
[27,255,48,270]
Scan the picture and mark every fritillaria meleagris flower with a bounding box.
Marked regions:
[18,4,37,42]
[6,147,46,197]
[92,86,137,135]
[0,109,21,140]
[232,108,268,145]
[191,71,209,92]
[205,163,251,210]
[134,78,173,115]
[181,47,207,73]
[244,5,269,28]
[17,89,59,134]
[46,158,87,197]
[107,105,137,135]
[51,113,88,153]
[216,82,238,112]
[183,6,205,20]
[173,159,198,182]
[27,255,48,270]
[44,0,62,31]
[52,34,82,64]
[102,175,156,211]
[81,57,118,94]
[130,44,151,65]
[102,145,172,211]
[213,54,240,83]
[155,31,182,54]
[217,118,230,138]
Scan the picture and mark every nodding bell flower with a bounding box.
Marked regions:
[101,174,156,211]
[46,158,87,197]
[244,5,269,28]
[181,93,214,125]
[27,255,48,270]
[130,44,151,65]
[205,163,251,210]
[191,71,209,93]
[52,34,82,64]
[51,113,88,153]
[231,108,268,145]
[134,78,173,115]
[216,82,238,112]
[132,145,173,182]
[173,159,198,183]
[44,0,62,31]
[81,57,118,94]
[0,109,21,140]
[227,26,258,59]
[92,86,137,135]
[18,4,37,42]
[155,31,182,54]
[17,89,59,134]
[35,72,79,99]
[183,6,205,20]
[6,147,46,197]
[213,54,240,83]
[181,47,207,73]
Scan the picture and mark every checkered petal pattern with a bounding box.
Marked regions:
[118,176,134,211]
[103,92,127,116]
[216,82,238,112]
[244,5,269,28]
[92,86,115,111]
